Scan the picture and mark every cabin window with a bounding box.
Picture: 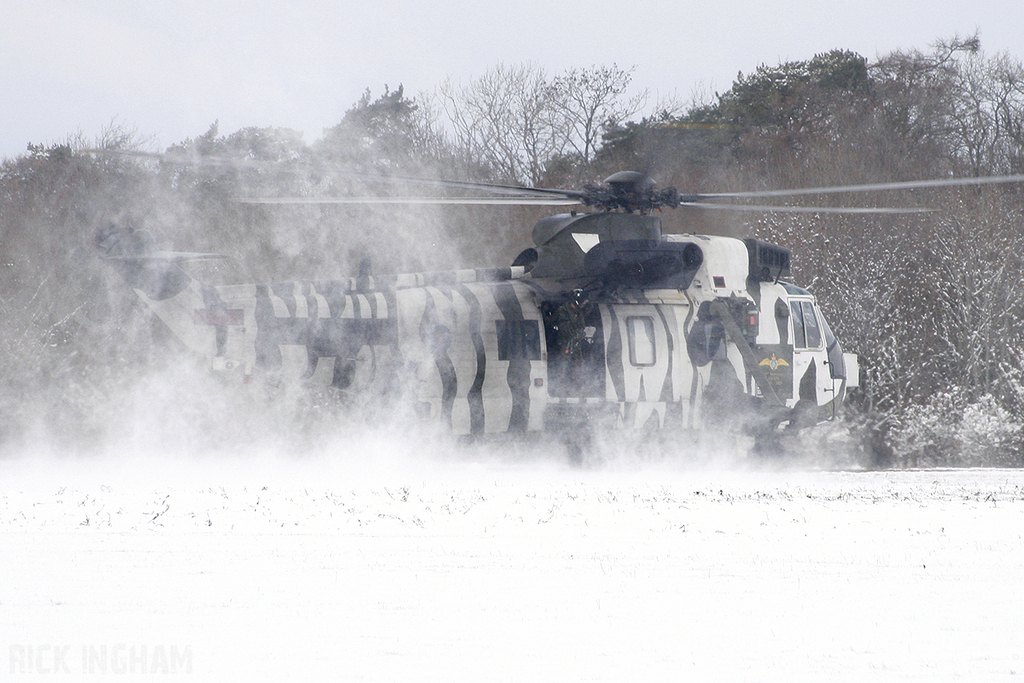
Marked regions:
[496,320,541,360]
[627,316,657,367]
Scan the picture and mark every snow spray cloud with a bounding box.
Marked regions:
[0,125,862,474]
[0,122,543,471]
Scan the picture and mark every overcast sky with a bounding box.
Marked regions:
[2,0,1022,161]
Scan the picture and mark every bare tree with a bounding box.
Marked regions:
[438,62,648,185]
[548,65,647,168]
[872,35,1024,176]
[439,63,561,185]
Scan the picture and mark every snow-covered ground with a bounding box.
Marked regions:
[2,443,1023,681]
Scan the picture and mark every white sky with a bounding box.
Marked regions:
[2,0,1022,161]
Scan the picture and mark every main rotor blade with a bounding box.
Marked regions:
[701,174,1024,200]
[237,196,582,206]
[81,149,583,199]
[351,175,582,199]
[80,147,290,170]
[682,202,934,214]
[81,148,165,161]
[105,251,230,261]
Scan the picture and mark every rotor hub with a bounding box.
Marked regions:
[579,172,681,213]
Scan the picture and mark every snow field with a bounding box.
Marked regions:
[2,453,1023,681]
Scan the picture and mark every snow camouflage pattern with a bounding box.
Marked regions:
[108,228,858,441]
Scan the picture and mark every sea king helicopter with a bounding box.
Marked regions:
[96,161,1024,457]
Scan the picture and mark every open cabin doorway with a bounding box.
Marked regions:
[541,299,606,398]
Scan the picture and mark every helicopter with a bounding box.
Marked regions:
[96,165,1024,458]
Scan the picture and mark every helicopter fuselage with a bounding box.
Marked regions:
[108,215,857,444]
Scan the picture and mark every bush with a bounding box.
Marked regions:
[892,392,1022,467]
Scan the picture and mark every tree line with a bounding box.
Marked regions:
[3,35,1024,464]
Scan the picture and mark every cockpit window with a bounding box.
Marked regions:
[801,302,821,348]
[791,300,822,349]
[791,301,806,348]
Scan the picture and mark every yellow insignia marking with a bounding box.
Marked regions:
[759,353,790,371]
